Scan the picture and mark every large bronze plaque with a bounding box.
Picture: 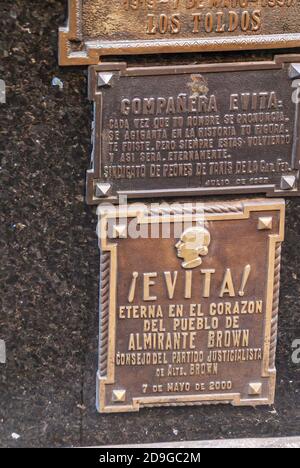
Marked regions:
[97,198,284,413]
[87,56,300,204]
[59,0,300,65]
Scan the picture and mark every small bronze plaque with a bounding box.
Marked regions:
[59,0,300,65]
[87,56,300,203]
[97,198,284,413]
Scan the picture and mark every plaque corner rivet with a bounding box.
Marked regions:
[288,63,300,80]
[112,389,126,403]
[248,382,262,396]
[98,72,114,88]
[95,182,112,198]
[258,217,273,231]
[113,224,127,238]
[280,175,296,191]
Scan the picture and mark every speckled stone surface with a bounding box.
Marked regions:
[0,0,300,448]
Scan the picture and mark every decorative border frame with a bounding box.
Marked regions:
[96,198,285,413]
[59,0,300,65]
[87,55,300,204]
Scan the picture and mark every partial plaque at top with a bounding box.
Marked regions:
[87,56,300,204]
[59,0,300,65]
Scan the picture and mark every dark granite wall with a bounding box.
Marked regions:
[0,0,299,448]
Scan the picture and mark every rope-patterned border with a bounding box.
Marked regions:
[99,251,110,377]
[147,203,243,217]
[269,243,282,370]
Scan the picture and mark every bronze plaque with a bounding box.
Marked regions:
[59,0,300,65]
[87,56,300,204]
[97,198,284,413]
